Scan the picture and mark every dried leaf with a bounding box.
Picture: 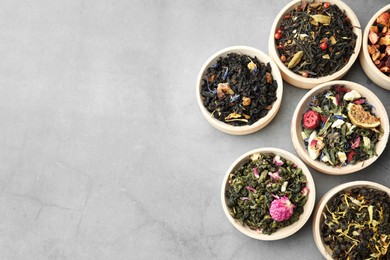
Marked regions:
[311,14,331,25]
[288,51,303,69]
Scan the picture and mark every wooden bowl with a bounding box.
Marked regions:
[196,46,283,135]
[359,4,390,91]
[268,0,362,89]
[291,80,389,175]
[221,147,316,240]
[313,181,390,259]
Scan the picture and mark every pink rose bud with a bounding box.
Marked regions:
[269,195,296,222]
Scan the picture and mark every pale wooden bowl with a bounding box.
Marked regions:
[268,0,362,89]
[221,147,316,240]
[291,80,389,175]
[312,181,390,259]
[359,4,390,91]
[196,46,283,135]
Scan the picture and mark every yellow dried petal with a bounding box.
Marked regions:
[247,61,257,71]
[225,112,241,120]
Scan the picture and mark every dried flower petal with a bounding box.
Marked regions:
[246,186,257,193]
[268,170,282,181]
[273,155,284,166]
[301,187,310,196]
[247,61,257,71]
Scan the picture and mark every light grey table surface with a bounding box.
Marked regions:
[0,0,389,259]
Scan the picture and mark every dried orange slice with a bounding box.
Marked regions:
[347,103,380,129]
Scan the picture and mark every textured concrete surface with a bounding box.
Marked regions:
[0,0,389,259]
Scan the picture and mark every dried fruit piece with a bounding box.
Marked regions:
[347,103,380,129]
[242,97,251,106]
[303,110,320,129]
[216,83,234,99]
[379,35,390,45]
[376,11,390,26]
[369,32,379,44]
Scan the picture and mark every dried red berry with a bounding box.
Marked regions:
[323,2,330,9]
[303,110,320,129]
[302,71,309,78]
[274,32,282,40]
[320,42,328,50]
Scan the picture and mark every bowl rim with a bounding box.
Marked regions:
[196,46,283,135]
[359,4,390,90]
[312,180,390,260]
[291,80,389,175]
[220,147,316,240]
[268,0,362,89]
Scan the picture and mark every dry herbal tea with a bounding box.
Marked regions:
[321,187,390,259]
[367,11,390,76]
[301,84,383,167]
[225,153,310,235]
[200,53,278,126]
[275,1,357,78]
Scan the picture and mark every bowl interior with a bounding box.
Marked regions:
[313,181,390,259]
[221,147,316,240]
[196,46,283,135]
[359,4,390,90]
[268,0,362,89]
[291,80,389,175]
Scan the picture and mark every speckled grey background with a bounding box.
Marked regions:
[0,0,389,259]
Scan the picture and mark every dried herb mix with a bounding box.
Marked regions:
[321,187,390,259]
[225,153,310,235]
[275,1,357,78]
[367,11,390,76]
[301,84,382,167]
[200,53,278,126]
